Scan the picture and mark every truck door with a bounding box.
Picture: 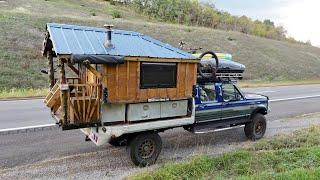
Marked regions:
[195,84,222,123]
[220,83,247,121]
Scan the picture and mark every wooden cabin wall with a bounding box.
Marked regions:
[101,61,197,103]
[79,64,87,84]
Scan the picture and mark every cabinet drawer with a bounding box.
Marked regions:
[127,102,161,121]
[101,103,126,123]
[160,100,188,118]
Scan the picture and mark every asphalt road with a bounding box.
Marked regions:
[243,84,320,120]
[0,84,320,179]
[0,99,52,130]
[1,84,320,130]
[244,84,320,100]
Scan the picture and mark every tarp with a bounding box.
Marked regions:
[71,54,125,65]
[193,53,233,61]
[200,59,245,73]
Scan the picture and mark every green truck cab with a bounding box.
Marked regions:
[191,80,269,140]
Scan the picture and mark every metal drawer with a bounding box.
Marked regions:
[160,100,188,118]
[127,102,161,121]
[101,103,126,123]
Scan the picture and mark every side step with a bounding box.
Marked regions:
[190,118,250,134]
[193,125,244,134]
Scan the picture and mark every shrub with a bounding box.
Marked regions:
[111,10,122,18]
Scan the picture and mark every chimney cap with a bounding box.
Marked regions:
[104,24,114,30]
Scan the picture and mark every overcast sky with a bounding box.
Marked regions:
[209,0,320,47]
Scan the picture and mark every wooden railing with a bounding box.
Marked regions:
[54,77,80,85]
[66,83,102,126]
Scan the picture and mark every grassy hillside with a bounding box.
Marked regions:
[0,0,320,89]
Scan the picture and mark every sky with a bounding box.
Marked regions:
[207,0,320,47]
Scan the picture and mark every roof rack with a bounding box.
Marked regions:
[197,72,243,84]
[198,72,243,79]
[216,72,243,79]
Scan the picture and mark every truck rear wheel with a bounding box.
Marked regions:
[127,132,162,167]
[244,113,267,141]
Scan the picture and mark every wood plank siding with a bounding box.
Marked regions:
[100,61,197,103]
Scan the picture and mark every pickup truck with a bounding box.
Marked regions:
[192,81,269,139]
[84,80,269,166]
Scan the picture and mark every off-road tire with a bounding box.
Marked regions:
[127,132,162,167]
[244,113,267,141]
[198,51,219,79]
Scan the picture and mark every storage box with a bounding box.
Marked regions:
[126,100,188,122]
[160,100,188,118]
[127,102,161,121]
[101,103,126,123]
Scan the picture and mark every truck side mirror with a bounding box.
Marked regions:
[192,85,198,97]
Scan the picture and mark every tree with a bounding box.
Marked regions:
[131,0,291,42]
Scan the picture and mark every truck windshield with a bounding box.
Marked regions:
[199,84,216,102]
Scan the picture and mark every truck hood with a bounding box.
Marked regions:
[245,93,269,101]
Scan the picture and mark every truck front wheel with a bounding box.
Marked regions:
[244,113,267,141]
[127,132,162,167]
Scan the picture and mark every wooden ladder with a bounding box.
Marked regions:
[44,82,61,112]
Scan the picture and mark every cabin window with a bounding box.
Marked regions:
[140,62,177,89]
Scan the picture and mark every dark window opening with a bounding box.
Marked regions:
[140,62,177,89]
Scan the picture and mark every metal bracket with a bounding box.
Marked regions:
[103,88,108,103]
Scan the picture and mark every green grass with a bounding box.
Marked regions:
[130,125,320,180]
[0,88,48,99]
[0,0,320,90]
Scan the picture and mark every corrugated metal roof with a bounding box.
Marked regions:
[46,23,196,59]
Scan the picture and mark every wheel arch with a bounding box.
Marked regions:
[250,106,267,119]
[117,129,167,142]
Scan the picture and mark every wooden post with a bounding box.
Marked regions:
[48,51,55,88]
[59,59,68,126]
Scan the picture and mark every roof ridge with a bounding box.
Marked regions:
[47,23,142,36]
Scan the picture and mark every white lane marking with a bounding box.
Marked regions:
[0,123,56,133]
[270,95,320,102]
[255,90,276,94]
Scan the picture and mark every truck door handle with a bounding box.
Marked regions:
[141,115,148,118]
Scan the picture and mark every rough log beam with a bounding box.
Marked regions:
[59,59,69,125]
[48,51,55,89]
[67,63,80,75]
[85,64,102,79]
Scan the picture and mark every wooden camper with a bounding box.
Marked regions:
[42,23,199,130]
[93,60,197,103]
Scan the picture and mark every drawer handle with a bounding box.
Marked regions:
[143,105,149,111]
[172,103,177,108]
